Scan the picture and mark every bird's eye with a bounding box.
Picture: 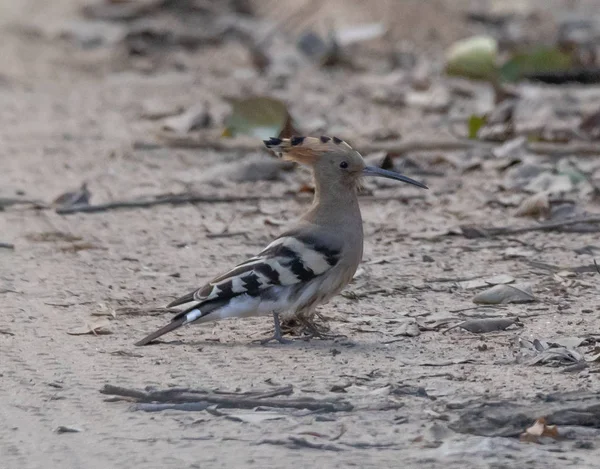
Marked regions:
[339,161,348,169]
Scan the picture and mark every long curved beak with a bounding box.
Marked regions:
[362,166,428,189]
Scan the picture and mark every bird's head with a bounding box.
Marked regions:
[264,136,428,190]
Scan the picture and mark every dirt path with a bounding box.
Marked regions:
[1,1,600,468]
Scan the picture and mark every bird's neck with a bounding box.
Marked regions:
[303,175,362,227]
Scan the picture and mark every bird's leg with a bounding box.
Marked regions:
[259,312,293,345]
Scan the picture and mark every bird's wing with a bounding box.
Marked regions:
[167,226,343,308]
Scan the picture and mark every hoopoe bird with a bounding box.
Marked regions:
[135,136,427,346]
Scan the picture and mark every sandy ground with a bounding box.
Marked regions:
[1,1,600,468]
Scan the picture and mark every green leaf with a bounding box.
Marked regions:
[468,114,487,139]
[499,47,573,83]
[445,35,498,81]
[223,97,290,139]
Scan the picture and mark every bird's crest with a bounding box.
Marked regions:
[264,136,353,164]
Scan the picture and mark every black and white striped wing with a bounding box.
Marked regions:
[167,227,343,308]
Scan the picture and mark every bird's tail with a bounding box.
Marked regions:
[134,306,203,346]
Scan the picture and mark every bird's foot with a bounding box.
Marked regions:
[295,316,342,340]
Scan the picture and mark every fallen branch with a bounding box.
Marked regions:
[135,402,212,412]
[153,128,600,158]
[460,216,600,238]
[155,131,264,151]
[256,437,343,452]
[358,139,492,154]
[154,131,489,155]
[56,192,290,215]
[254,436,399,451]
[0,197,46,209]
[101,384,352,412]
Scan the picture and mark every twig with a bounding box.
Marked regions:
[101,385,149,400]
[566,159,600,199]
[381,338,407,345]
[526,141,600,156]
[402,358,477,367]
[101,384,351,412]
[56,193,289,215]
[330,424,347,441]
[134,403,212,412]
[0,197,46,209]
[206,231,249,239]
[362,139,600,157]
[461,216,600,238]
[114,306,175,316]
[356,139,492,155]
[155,131,265,151]
[256,437,343,452]
[0,242,14,249]
[155,132,485,156]
[522,259,600,274]
[153,128,600,159]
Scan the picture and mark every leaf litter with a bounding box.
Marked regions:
[67,318,112,336]
[472,283,535,304]
[443,318,523,334]
[7,1,600,466]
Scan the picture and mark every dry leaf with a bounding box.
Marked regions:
[91,303,117,318]
[445,35,497,81]
[52,183,91,209]
[520,339,584,366]
[525,172,573,193]
[225,411,286,423]
[67,318,112,336]
[140,99,184,120]
[515,192,550,218]
[223,97,291,139]
[162,104,211,134]
[520,417,559,443]
[335,23,386,46]
[472,283,535,304]
[25,231,83,243]
[263,217,287,226]
[393,318,420,337]
[449,318,521,334]
[546,336,587,348]
[55,425,82,434]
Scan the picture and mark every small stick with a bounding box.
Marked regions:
[155,131,264,151]
[101,384,350,411]
[462,216,600,238]
[152,130,600,159]
[134,402,211,412]
[358,139,492,155]
[206,231,249,239]
[0,242,14,249]
[255,437,342,452]
[0,197,46,209]
[56,193,290,215]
